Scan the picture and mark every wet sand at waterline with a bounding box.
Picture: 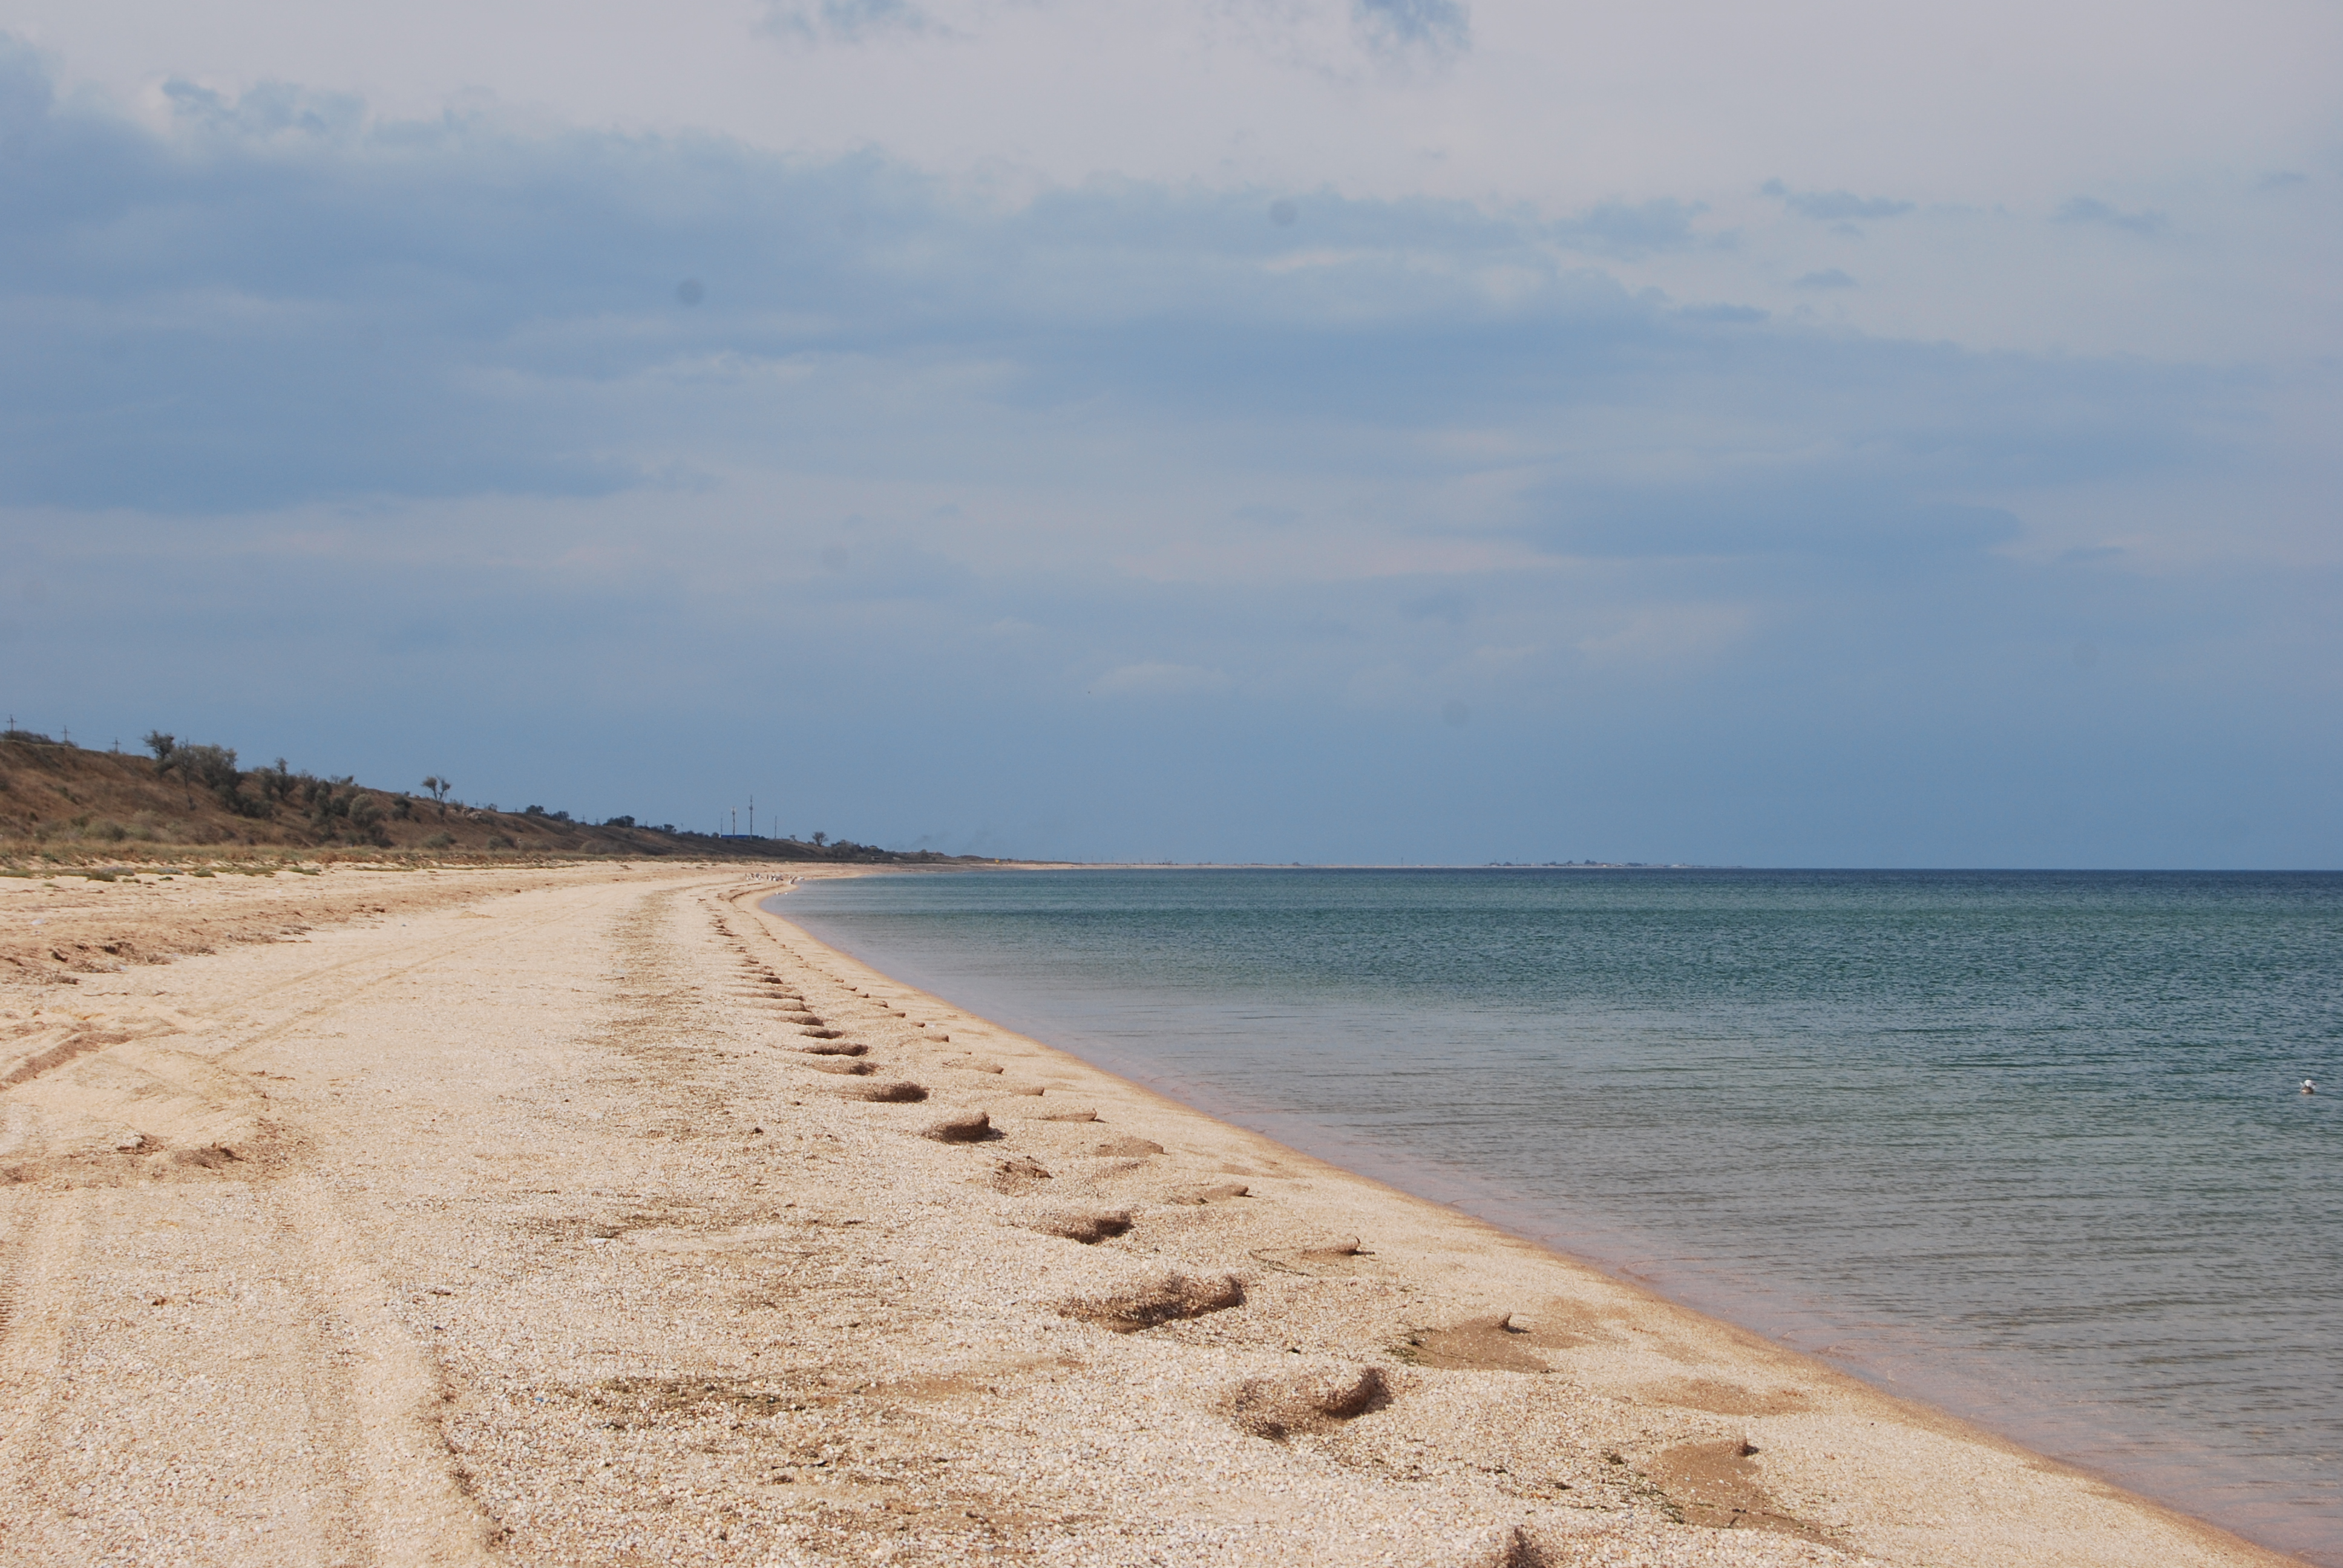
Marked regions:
[0,864,2292,1566]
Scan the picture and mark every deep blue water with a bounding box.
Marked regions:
[775,868,2341,1561]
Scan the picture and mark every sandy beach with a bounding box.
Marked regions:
[0,861,2296,1567]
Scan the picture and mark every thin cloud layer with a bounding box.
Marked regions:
[0,46,2255,533]
[2056,196,2169,237]
[0,26,2337,865]
[1763,181,1915,222]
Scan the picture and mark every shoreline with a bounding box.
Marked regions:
[772,874,2301,1559]
[0,861,2299,1566]
[746,879,2296,1567]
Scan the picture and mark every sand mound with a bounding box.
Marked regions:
[1060,1270,1244,1331]
[846,1080,928,1103]
[921,1111,994,1143]
[800,1058,874,1076]
[800,1027,845,1040]
[1168,1181,1250,1204]
[1026,1209,1133,1244]
[1093,1137,1164,1156]
[1644,1438,1826,1540]
[947,1057,1006,1074]
[1222,1361,1391,1439]
[797,1040,868,1057]
[990,1156,1051,1193]
[782,1011,823,1025]
[1401,1312,1562,1373]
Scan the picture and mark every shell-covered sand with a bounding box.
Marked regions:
[0,864,2293,1566]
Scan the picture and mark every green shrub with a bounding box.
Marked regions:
[422,831,454,849]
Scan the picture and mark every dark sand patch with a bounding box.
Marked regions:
[1026,1209,1133,1244]
[922,1111,995,1143]
[1401,1313,1564,1374]
[1644,1439,1830,1541]
[1061,1272,1245,1332]
[845,1081,929,1103]
[1093,1137,1164,1157]
[989,1157,1051,1194]
[1222,1363,1391,1440]
[1168,1181,1250,1205]
[1649,1377,1811,1418]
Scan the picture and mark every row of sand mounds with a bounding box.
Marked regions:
[734,894,1849,1556]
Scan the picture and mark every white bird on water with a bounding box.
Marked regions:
[2305,1079,2319,1096]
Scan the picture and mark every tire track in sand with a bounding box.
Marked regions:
[0,884,629,1567]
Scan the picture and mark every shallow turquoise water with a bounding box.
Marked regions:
[776,868,2342,1561]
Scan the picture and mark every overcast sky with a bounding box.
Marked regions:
[2,0,2337,864]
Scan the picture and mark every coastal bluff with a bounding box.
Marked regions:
[0,864,2291,1566]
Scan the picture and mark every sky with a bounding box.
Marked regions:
[1,0,2338,866]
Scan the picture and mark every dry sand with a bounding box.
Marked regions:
[0,863,2297,1567]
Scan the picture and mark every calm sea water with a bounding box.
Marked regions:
[775,869,2342,1562]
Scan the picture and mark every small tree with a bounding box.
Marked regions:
[811,831,827,846]
[421,775,450,804]
[143,731,175,762]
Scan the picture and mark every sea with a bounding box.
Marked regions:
[773,868,2341,1562]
